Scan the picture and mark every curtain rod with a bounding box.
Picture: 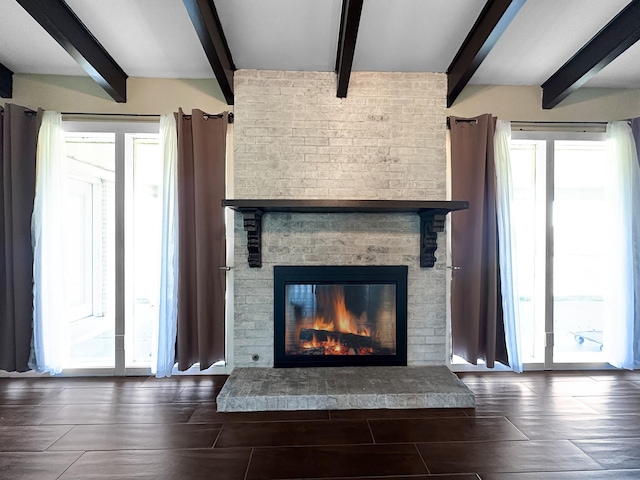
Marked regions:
[62,112,159,117]
[0,108,38,117]
[446,116,620,131]
[61,111,234,123]
[0,109,233,123]
[181,112,234,123]
[511,120,608,125]
[446,117,477,128]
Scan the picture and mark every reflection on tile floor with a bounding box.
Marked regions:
[1,369,640,479]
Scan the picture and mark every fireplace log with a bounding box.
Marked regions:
[299,328,379,351]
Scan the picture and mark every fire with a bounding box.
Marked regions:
[312,318,335,332]
[297,285,375,355]
[311,286,370,336]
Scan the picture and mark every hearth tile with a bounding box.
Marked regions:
[381,394,397,408]
[216,419,373,448]
[337,395,354,409]
[217,366,475,412]
[428,393,470,408]
[353,394,379,409]
[246,444,428,479]
[189,403,331,423]
[245,396,267,412]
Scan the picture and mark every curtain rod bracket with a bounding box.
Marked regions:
[446,116,478,129]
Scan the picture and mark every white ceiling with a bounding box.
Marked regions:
[471,0,635,87]
[352,0,487,72]
[1,0,640,97]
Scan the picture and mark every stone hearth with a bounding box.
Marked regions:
[216,366,475,412]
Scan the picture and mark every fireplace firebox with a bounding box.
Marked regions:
[274,266,408,368]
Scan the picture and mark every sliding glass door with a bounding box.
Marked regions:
[61,122,161,374]
[553,141,607,363]
[510,131,607,368]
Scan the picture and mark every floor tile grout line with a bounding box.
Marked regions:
[211,423,224,448]
[413,442,431,475]
[243,448,255,480]
[43,424,77,452]
[224,441,422,451]
[53,450,87,480]
[566,438,611,471]
[366,418,376,444]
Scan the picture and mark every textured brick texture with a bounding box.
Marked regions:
[232,70,448,367]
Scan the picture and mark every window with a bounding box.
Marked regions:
[61,122,161,372]
[510,131,608,367]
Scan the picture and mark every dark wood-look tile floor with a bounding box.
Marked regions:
[2,370,640,479]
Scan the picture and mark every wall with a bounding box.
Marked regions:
[232,70,448,367]
[448,85,640,122]
[8,73,639,122]
[8,73,640,371]
[7,74,228,115]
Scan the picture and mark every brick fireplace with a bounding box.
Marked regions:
[231,70,448,368]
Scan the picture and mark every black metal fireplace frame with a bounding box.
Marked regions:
[274,265,408,368]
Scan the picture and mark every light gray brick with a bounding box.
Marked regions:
[232,70,448,367]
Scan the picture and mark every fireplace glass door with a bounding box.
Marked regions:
[274,266,407,367]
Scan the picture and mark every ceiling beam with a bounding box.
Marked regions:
[0,63,13,98]
[183,0,235,105]
[335,0,364,98]
[542,0,640,109]
[446,0,526,108]
[16,0,127,103]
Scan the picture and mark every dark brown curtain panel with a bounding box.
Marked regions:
[0,104,40,372]
[449,114,508,368]
[175,109,228,371]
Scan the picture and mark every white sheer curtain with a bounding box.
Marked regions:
[604,121,640,369]
[154,113,179,377]
[494,119,523,372]
[29,111,65,375]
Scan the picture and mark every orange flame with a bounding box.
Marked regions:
[311,286,370,337]
[298,286,374,355]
